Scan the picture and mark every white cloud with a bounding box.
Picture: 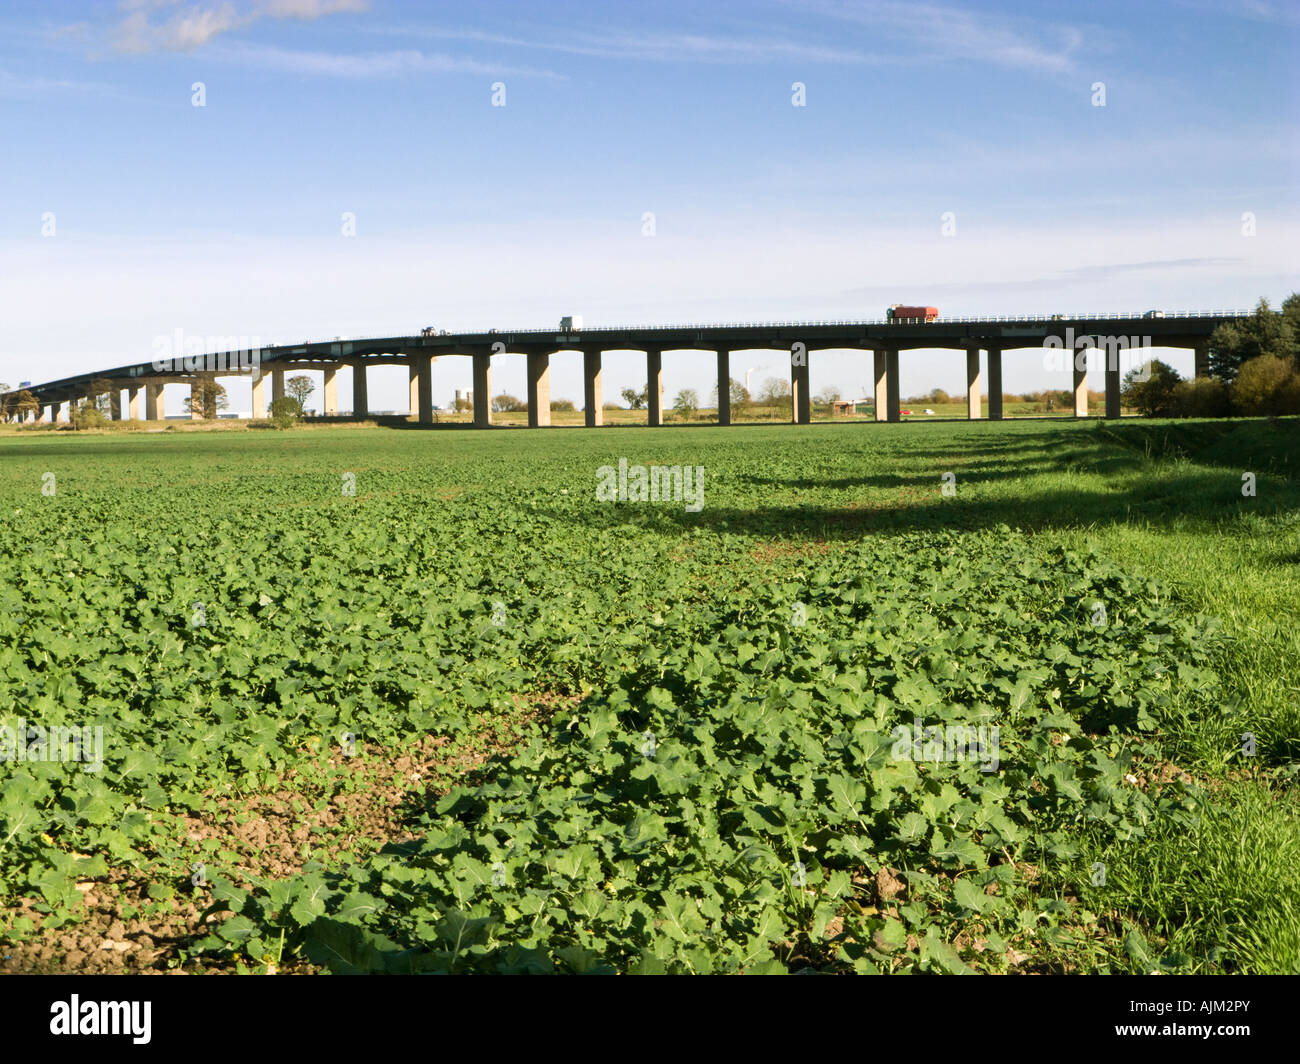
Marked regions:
[114,0,369,54]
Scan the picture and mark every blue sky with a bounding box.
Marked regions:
[2,0,1297,411]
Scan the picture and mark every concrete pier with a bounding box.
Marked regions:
[583,351,603,427]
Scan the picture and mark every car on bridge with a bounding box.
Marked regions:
[1143,310,1166,318]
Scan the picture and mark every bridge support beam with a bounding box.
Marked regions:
[410,354,434,424]
[128,386,141,421]
[646,350,663,427]
[109,391,122,421]
[966,348,981,419]
[716,349,731,426]
[472,352,491,427]
[147,383,164,420]
[987,347,1003,421]
[353,363,368,418]
[527,352,551,427]
[873,349,888,421]
[408,362,419,417]
[1193,343,1209,379]
[792,352,811,424]
[583,351,603,427]
[886,348,901,422]
[272,368,285,407]
[323,366,338,415]
[1105,349,1121,419]
[1073,351,1089,418]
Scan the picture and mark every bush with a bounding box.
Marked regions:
[1173,377,1231,418]
[269,396,301,429]
[550,398,576,412]
[70,402,107,430]
[1122,360,1182,417]
[1231,356,1300,416]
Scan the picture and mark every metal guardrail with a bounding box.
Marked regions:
[339,310,1250,338]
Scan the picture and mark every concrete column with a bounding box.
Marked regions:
[1193,343,1209,379]
[272,368,286,405]
[527,352,551,428]
[1105,348,1121,419]
[408,362,419,415]
[353,363,368,418]
[189,382,203,420]
[717,349,731,426]
[147,383,164,421]
[646,350,663,427]
[886,348,901,423]
[1073,350,1088,418]
[966,347,981,419]
[109,391,122,421]
[128,386,141,421]
[472,352,491,427]
[251,372,266,418]
[987,347,1003,421]
[792,352,811,425]
[583,351,603,427]
[323,366,338,415]
[414,353,433,424]
[873,349,889,422]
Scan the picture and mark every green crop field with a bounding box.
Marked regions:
[1,417,1296,974]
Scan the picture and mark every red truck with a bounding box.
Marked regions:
[886,304,939,322]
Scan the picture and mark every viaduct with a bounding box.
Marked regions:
[2,311,1245,427]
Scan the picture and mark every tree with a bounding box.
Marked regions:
[673,388,699,420]
[189,380,229,420]
[710,378,751,415]
[69,398,107,430]
[1122,359,1182,417]
[925,387,950,405]
[621,386,647,410]
[269,395,300,428]
[453,397,472,412]
[14,390,40,422]
[1172,377,1231,418]
[287,375,315,413]
[491,393,526,412]
[1231,355,1300,416]
[1207,298,1296,382]
[757,377,792,417]
[550,398,576,412]
[815,385,844,405]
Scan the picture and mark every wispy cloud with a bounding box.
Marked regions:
[794,0,1091,74]
[114,0,368,54]
[379,25,885,65]
[0,69,114,99]
[208,41,562,78]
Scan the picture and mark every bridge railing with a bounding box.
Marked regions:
[338,310,1250,338]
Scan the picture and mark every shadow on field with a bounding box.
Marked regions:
[548,418,1300,538]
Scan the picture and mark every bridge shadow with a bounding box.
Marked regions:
[530,418,1300,538]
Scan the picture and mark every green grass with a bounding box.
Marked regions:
[0,416,1294,973]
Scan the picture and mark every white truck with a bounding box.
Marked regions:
[559,315,583,332]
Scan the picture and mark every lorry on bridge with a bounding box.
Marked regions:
[559,315,583,332]
[886,305,939,322]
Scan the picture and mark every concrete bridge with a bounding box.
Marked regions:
[2,310,1247,427]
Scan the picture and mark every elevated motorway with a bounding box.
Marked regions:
[3,310,1247,426]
